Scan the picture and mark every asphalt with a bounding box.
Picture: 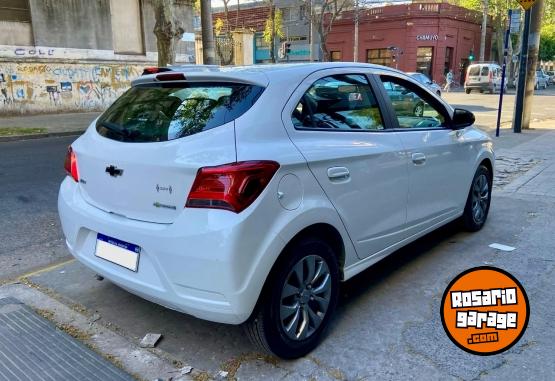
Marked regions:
[0,136,76,280]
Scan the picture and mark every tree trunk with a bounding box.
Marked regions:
[319,24,329,62]
[522,0,545,129]
[153,0,185,67]
[268,5,276,63]
[200,0,216,64]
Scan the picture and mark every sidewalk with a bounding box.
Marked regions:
[0,112,100,141]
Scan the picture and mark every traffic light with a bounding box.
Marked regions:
[468,50,475,62]
[284,42,291,55]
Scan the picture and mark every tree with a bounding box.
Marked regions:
[262,2,284,63]
[539,24,555,61]
[305,0,351,62]
[200,0,216,64]
[153,0,186,67]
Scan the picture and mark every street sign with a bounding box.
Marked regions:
[510,9,521,34]
[517,0,536,10]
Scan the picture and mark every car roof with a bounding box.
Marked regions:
[132,62,406,87]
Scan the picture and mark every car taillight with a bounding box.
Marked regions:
[186,161,280,213]
[64,146,79,182]
[489,71,493,83]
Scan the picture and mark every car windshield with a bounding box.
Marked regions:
[96,82,264,142]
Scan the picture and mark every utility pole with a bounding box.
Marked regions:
[513,8,531,133]
[200,0,216,65]
[521,0,545,129]
[309,0,314,61]
[479,0,488,61]
[353,0,359,62]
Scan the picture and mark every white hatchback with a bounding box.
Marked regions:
[58,63,494,358]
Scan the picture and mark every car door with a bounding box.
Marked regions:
[374,74,474,234]
[282,69,408,259]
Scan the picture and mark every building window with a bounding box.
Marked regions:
[110,0,144,54]
[330,51,342,62]
[367,49,392,67]
[0,0,33,46]
[0,0,30,22]
[416,47,434,79]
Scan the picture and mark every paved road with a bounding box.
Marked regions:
[443,88,555,132]
[0,136,75,280]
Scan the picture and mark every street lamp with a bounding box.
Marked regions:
[387,45,403,70]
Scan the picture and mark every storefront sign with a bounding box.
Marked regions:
[416,34,439,41]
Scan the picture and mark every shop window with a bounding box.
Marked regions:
[330,51,342,62]
[416,47,434,79]
[367,49,392,67]
[110,0,144,54]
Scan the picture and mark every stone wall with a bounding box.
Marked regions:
[0,61,145,115]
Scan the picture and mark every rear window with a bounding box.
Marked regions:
[468,66,480,76]
[481,66,489,76]
[96,82,264,142]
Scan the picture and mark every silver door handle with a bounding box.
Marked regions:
[327,166,350,180]
[411,153,426,165]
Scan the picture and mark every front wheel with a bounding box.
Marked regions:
[244,237,339,359]
[465,88,471,94]
[461,165,492,231]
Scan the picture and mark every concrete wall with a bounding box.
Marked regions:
[0,21,34,46]
[0,61,143,115]
[29,0,114,50]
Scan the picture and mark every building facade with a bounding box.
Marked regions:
[326,3,493,84]
[0,0,195,115]
[211,0,322,64]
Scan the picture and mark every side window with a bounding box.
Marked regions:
[380,76,447,129]
[292,74,385,131]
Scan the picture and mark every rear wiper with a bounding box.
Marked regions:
[99,121,129,138]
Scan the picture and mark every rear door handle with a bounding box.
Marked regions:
[327,166,350,180]
[411,152,426,165]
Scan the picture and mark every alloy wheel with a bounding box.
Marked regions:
[471,174,489,224]
[280,255,332,341]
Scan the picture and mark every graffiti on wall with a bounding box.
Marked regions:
[0,62,143,114]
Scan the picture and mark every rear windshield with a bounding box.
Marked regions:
[468,66,480,76]
[96,82,264,142]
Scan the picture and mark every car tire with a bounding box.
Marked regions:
[436,90,441,97]
[244,237,340,359]
[465,88,471,94]
[413,103,424,117]
[461,165,492,232]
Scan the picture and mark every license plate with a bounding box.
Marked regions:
[95,233,140,272]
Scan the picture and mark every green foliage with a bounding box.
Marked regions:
[262,8,284,44]
[214,18,224,36]
[540,24,555,60]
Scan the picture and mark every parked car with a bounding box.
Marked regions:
[537,70,550,88]
[513,71,549,90]
[406,72,442,96]
[382,80,426,117]
[465,63,506,94]
[58,63,494,359]
[546,71,555,85]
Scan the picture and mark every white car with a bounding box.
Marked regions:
[58,63,494,358]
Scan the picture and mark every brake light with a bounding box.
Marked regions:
[156,73,186,81]
[64,146,79,182]
[142,67,172,75]
[186,161,280,213]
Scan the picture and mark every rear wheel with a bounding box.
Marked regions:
[461,165,492,232]
[465,88,471,94]
[414,102,424,117]
[244,237,339,359]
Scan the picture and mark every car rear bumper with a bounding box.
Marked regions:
[464,82,493,91]
[58,177,285,324]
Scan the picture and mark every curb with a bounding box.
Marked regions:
[0,129,84,143]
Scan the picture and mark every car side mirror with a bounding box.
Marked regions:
[452,108,475,129]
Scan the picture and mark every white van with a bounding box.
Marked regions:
[465,63,506,94]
